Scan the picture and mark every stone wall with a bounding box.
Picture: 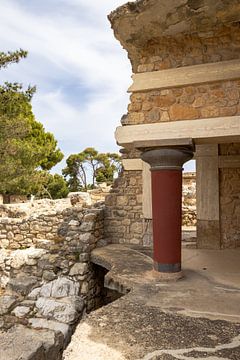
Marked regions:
[0,202,105,359]
[219,143,240,249]
[105,171,196,245]
[136,25,240,72]
[109,2,240,249]
[126,80,240,125]
[105,170,144,245]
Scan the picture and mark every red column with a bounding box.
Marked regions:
[141,147,193,276]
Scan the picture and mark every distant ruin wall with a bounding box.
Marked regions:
[105,170,144,245]
[105,172,196,246]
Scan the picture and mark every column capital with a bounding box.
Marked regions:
[141,147,194,171]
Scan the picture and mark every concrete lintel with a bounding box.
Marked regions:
[129,60,240,93]
[133,138,194,150]
[115,116,240,148]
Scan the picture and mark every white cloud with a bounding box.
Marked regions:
[0,0,131,174]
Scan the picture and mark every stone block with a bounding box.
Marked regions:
[36,296,84,324]
[12,306,31,318]
[29,318,70,341]
[7,276,38,296]
[0,295,17,315]
[39,277,80,298]
[69,263,88,276]
[0,324,63,360]
[169,104,199,120]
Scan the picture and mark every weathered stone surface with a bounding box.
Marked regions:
[69,192,92,206]
[29,318,70,340]
[69,263,88,276]
[0,324,63,360]
[169,104,199,120]
[39,278,80,298]
[79,221,95,232]
[28,287,41,300]
[36,296,84,324]
[9,248,47,269]
[7,276,38,296]
[0,295,17,315]
[12,305,31,318]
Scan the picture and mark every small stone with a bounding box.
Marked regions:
[79,253,90,262]
[12,306,30,318]
[29,318,70,341]
[169,104,199,120]
[81,282,89,294]
[154,95,175,109]
[68,220,79,227]
[28,287,41,300]
[0,295,17,315]
[36,296,84,324]
[146,108,160,122]
[79,222,95,232]
[39,277,80,298]
[42,270,56,281]
[79,233,92,243]
[69,263,88,276]
[7,276,38,296]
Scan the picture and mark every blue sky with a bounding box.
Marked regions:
[0,0,194,173]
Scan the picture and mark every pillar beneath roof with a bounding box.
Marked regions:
[141,147,193,279]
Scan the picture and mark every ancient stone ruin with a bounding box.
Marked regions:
[1,0,240,358]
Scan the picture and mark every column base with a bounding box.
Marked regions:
[154,261,181,273]
[153,269,183,281]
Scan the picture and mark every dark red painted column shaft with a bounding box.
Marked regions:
[151,169,182,272]
[141,147,193,274]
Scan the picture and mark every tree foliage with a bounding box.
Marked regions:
[29,172,69,199]
[0,49,27,69]
[63,147,122,192]
[0,50,64,195]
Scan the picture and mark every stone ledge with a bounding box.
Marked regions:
[64,246,240,360]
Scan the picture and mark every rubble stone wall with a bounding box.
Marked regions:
[105,171,196,245]
[126,80,240,126]
[0,205,105,310]
[0,203,105,359]
[105,170,144,245]
[136,25,240,73]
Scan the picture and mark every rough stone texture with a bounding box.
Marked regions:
[105,170,144,245]
[39,278,80,298]
[7,276,38,296]
[12,305,31,318]
[29,318,70,341]
[0,295,17,315]
[109,1,240,72]
[0,324,63,360]
[107,0,240,249]
[219,143,240,249]
[105,171,196,246]
[64,244,240,360]
[125,80,240,125]
[36,296,84,324]
[0,202,105,358]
